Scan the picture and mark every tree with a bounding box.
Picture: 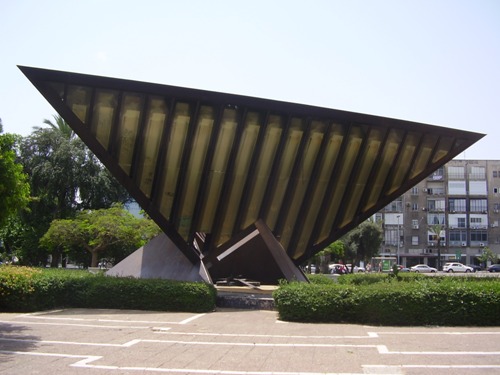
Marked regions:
[316,240,345,273]
[478,246,499,267]
[343,219,383,272]
[40,205,161,267]
[0,118,30,229]
[428,224,444,270]
[15,116,131,266]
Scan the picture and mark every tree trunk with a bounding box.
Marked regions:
[91,250,99,268]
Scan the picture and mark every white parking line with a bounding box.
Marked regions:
[0,319,156,329]
[179,313,206,324]
[156,331,379,339]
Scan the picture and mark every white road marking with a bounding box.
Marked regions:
[179,313,206,324]
[156,331,379,339]
[16,314,185,325]
[377,345,500,355]
[0,337,140,347]
[0,319,156,329]
[372,330,500,336]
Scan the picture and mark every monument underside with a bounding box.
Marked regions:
[21,66,484,284]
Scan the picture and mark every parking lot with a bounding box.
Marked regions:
[1,308,500,374]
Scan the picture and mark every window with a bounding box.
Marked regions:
[494,171,498,178]
[448,181,466,195]
[385,197,403,212]
[469,181,487,195]
[427,199,445,211]
[427,213,445,225]
[470,199,487,212]
[412,236,419,245]
[458,217,466,228]
[449,231,467,242]
[412,203,419,211]
[411,187,418,195]
[412,219,419,228]
[449,198,466,212]
[469,166,485,179]
[448,166,464,179]
[470,217,483,225]
[470,230,487,242]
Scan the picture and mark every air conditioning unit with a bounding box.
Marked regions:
[423,188,428,193]
[412,225,419,229]
[480,243,485,247]
[429,243,435,246]
[495,210,499,214]
[462,242,467,247]
[441,241,446,246]
[422,207,427,211]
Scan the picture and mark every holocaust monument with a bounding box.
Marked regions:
[21,66,484,284]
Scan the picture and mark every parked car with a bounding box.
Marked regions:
[329,264,348,274]
[345,264,365,273]
[396,265,410,272]
[466,264,482,272]
[410,264,437,273]
[442,263,473,273]
[487,264,500,273]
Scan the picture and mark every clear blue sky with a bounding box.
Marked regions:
[1,0,499,159]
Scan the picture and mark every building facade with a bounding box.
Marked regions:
[377,160,500,269]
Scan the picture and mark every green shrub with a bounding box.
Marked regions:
[0,266,216,313]
[274,277,500,326]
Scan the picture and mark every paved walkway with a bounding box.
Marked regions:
[1,308,500,374]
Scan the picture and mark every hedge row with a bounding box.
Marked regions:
[274,275,500,326]
[0,266,216,313]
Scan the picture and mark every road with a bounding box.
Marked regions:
[1,308,500,374]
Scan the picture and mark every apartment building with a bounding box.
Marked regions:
[376,160,500,269]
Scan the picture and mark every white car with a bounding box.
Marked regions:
[410,264,437,273]
[345,264,366,273]
[442,263,473,273]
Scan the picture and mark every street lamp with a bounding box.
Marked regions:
[396,215,401,265]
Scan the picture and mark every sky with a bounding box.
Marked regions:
[1,0,499,160]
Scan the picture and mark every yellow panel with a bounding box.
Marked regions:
[410,134,438,179]
[117,94,144,174]
[364,129,403,211]
[137,97,168,197]
[199,108,238,232]
[339,128,383,227]
[387,132,420,194]
[265,118,304,230]
[280,121,326,251]
[241,115,283,228]
[91,90,118,149]
[296,124,344,256]
[217,112,261,244]
[159,103,191,219]
[432,136,454,164]
[318,126,363,242]
[177,106,215,239]
[66,85,91,123]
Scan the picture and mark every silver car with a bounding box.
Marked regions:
[442,262,473,273]
[410,264,437,273]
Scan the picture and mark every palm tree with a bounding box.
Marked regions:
[429,223,444,270]
[34,115,75,139]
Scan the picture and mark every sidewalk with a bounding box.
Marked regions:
[1,308,500,374]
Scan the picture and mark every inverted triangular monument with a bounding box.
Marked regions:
[20,66,484,284]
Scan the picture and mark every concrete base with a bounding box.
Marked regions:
[215,286,277,310]
[106,233,210,282]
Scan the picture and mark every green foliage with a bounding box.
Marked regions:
[0,266,216,313]
[274,276,500,325]
[15,121,131,266]
[341,220,382,269]
[40,205,161,267]
[0,127,30,228]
